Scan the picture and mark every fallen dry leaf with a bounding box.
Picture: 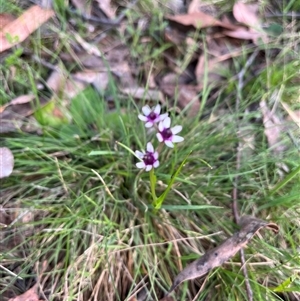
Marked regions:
[223,27,261,41]
[79,54,105,69]
[166,216,278,295]
[260,99,286,156]
[96,0,116,19]
[159,296,175,301]
[160,83,200,117]
[233,2,260,28]
[164,26,186,45]
[187,0,199,13]
[8,283,42,301]
[195,38,232,86]
[103,45,137,87]
[0,94,35,113]
[71,0,92,16]
[46,69,87,98]
[281,101,300,128]
[259,99,290,174]
[73,70,109,93]
[231,2,266,44]
[46,69,65,92]
[0,147,14,178]
[196,54,228,85]
[63,79,88,99]
[188,0,218,16]
[0,5,54,53]
[0,13,16,30]
[120,87,163,102]
[74,32,102,57]
[167,11,237,30]
[0,94,48,133]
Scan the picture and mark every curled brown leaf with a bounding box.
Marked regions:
[233,2,260,28]
[231,1,267,44]
[167,216,279,295]
[0,94,35,114]
[167,12,236,30]
[0,5,54,53]
[0,13,16,30]
[260,100,287,156]
[8,283,41,301]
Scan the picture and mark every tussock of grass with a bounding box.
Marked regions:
[2,92,299,300]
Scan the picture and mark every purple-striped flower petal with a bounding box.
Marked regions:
[138,104,168,128]
[156,117,184,148]
[135,142,159,172]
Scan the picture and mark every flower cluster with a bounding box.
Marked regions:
[135,104,184,171]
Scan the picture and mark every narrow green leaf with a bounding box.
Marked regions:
[271,275,298,292]
[269,165,300,196]
[116,141,139,158]
[88,150,118,156]
[149,168,157,202]
[153,151,192,209]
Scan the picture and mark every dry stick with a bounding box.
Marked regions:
[233,49,259,301]
[30,54,59,71]
[265,12,300,18]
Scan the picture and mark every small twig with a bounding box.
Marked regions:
[232,142,241,223]
[191,275,209,301]
[31,54,59,71]
[265,12,300,18]
[240,249,253,301]
[233,49,259,301]
[0,265,23,279]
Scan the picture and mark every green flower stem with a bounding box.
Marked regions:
[149,168,157,204]
[153,151,192,210]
